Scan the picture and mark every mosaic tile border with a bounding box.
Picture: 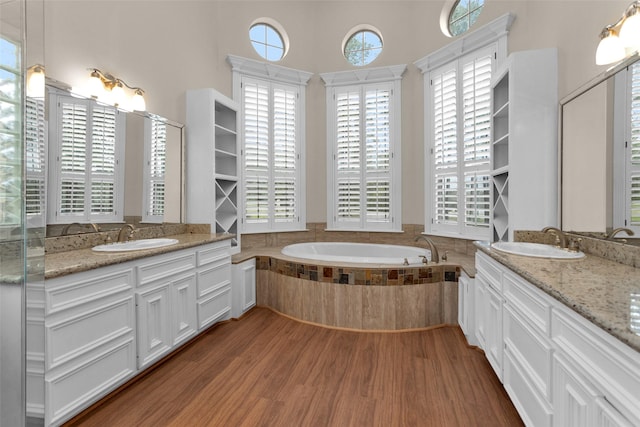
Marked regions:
[255,256,461,286]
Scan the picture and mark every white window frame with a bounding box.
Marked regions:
[321,64,406,232]
[142,115,166,223]
[416,13,513,240]
[227,54,312,234]
[47,89,126,224]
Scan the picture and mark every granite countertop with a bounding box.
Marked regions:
[475,241,640,353]
[45,233,233,280]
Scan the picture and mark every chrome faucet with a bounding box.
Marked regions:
[414,235,440,263]
[542,226,567,248]
[607,227,635,240]
[118,224,135,242]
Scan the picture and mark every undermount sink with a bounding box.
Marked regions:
[92,238,179,252]
[491,241,585,260]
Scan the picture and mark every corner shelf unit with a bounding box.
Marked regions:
[186,89,240,252]
[490,48,558,242]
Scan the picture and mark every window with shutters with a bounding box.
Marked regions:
[25,96,46,227]
[427,46,495,239]
[241,75,304,233]
[0,36,22,229]
[322,65,405,231]
[143,115,166,223]
[48,92,125,224]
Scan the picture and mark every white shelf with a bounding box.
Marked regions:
[489,48,558,242]
[187,89,241,253]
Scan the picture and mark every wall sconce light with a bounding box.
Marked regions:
[86,68,146,111]
[596,1,640,65]
[27,64,45,98]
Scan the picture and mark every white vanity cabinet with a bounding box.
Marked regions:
[473,251,640,427]
[43,264,137,426]
[135,249,198,369]
[41,239,232,426]
[231,258,256,318]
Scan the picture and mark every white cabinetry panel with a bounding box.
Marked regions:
[474,250,640,427]
[136,284,172,369]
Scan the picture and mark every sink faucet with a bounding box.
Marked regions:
[61,222,100,235]
[542,226,567,248]
[118,224,135,242]
[414,235,440,263]
[607,227,634,240]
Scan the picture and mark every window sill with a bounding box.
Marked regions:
[242,228,310,235]
[324,228,404,234]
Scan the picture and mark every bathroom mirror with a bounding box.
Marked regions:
[43,84,185,236]
[560,53,640,241]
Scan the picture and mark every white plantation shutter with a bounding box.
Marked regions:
[25,97,46,226]
[143,117,167,222]
[433,66,458,227]
[627,62,640,227]
[331,82,398,230]
[429,47,493,238]
[49,94,124,223]
[462,54,491,229]
[242,76,302,232]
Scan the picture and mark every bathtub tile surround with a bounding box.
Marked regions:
[252,253,462,330]
[256,268,458,330]
[256,255,460,286]
[241,222,478,257]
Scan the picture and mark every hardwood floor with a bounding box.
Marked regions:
[65,308,523,427]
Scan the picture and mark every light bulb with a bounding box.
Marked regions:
[596,30,626,65]
[620,12,640,49]
[131,90,146,111]
[111,81,126,107]
[27,66,45,98]
[87,70,105,98]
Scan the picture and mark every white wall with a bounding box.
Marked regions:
[43,0,631,226]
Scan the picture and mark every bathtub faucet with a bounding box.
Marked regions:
[414,235,439,264]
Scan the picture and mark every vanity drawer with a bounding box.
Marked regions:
[197,258,231,298]
[503,271,552,336]
[476,252,503,291]
[137,250,196,287]
[197,285,231,330]
[197,240,231,267]
[46,266,134,315]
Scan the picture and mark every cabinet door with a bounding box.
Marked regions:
[171,273,197,347]
[136,284,172,369]
[553,353,597,427]
[474,274,488,349]
[485,283,504,381]
[458,273,476,345]
[241,259,256,312]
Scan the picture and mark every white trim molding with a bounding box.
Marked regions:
[320,64,407,87]
[415,12,515,74]
[227,54,313,86]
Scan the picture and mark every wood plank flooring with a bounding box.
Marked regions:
[65,308,523,427]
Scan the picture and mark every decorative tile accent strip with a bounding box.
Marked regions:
[255,255,460,286]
